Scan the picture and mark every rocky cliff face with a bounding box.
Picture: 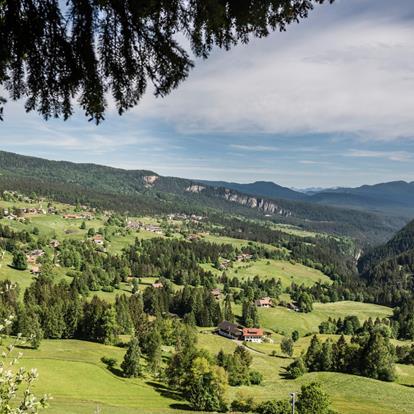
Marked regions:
[186,184,206,193]
[184,184,292,217]
[143,175,159,188]
[222,189,292,216]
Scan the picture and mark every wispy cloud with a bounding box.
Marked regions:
[346,149,412,162]
[229,144,279,152]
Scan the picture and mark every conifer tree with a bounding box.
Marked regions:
[320,339,334,371]
[305,335,322,371]
[121,338,142,378]
[223,296,234,323]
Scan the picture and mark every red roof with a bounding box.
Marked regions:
[242,328,264,337]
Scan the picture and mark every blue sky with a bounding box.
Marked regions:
[1,0,414,188]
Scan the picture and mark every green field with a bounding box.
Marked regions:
[14,339,181,414]
[196,333,414,414]
[203,258,331,289]
[8,334,412,414]
[251,301,393,335]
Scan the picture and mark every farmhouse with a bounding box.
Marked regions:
[92,235,104,245]
[50,239,60,248]
[211,288,222,300]
[236,253,253,262]
[152,282,164,289]
[219,259,231,270]
[145,224,163,234]
[242,327,264,343]
[218,321,243,340]
[255,297,273,308]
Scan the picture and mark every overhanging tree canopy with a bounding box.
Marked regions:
[0,0,333,122]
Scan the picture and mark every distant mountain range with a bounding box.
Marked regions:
[197,180,307,201]
[198,179,414,218]
[0,150,408,244]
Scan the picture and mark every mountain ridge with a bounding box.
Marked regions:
[0,150,407,244]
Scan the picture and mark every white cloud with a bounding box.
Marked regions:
[346,149,412,161]
[229,144,279,152]
[130,1,414,141]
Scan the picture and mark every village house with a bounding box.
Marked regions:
[211,288,222,300]
[152,282,164,289]
[217,321,243,340]
[26,249,45,264]
[242,327,264,343]
[145,224,163,234]
[31,265,41,275]
[92,235,104,245]
[255,297,273,308]
[219,259,231,270]
[50,239,60,248]
[186,234,201,242]
[236,253,253,262]
[126,220,142,230]
[63,213,83,219]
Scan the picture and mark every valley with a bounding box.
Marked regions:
[0,169,413,413]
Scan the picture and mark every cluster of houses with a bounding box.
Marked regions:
[26,249,45,275]
[236,253,253,262]
[167,213,205,223]
[63,213,94,220]
[126,220,163,234]
[217,321,265,343]
[2,207,47,220]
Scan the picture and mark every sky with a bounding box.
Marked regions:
[1,0,414,189]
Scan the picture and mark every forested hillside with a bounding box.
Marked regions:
[0,151,406,245]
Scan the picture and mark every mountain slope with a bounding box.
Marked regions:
[358,219,414,290]
[197,180,307,201]
[0,150,406,244]
[310,181,414,217]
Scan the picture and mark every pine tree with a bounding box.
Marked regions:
[280,337,294,357]
[146,326,163,374]
[319,339,333,371]
[360,331,396,381]
[12,251,27,270]
[304,335,322,371]
[224,295,234,323]
[121,338,142,378]
[333,335,348,372]
[102,306,119,345]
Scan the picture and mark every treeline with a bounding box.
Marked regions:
[288,331,396,382]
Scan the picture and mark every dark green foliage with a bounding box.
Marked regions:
[296,382,332,414]
[12,251,27,270]
[249,370,263,385]
[286,357,307,379]
[101,356,117,369]
[217,346,255,386]
[241,300,259,328]
[223,295,234,323]
[296,332,396,382]
[0,2,332,122]
[121,338,142,378]
[185,356,228,412]
[142,325,162,374]
[392,298,414,340]
[304,335,322,372]
[396,344,414,365]
[280,337,294,357]
[360,332,396,381]
[291,330,300,342]
[255,399,291,414]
